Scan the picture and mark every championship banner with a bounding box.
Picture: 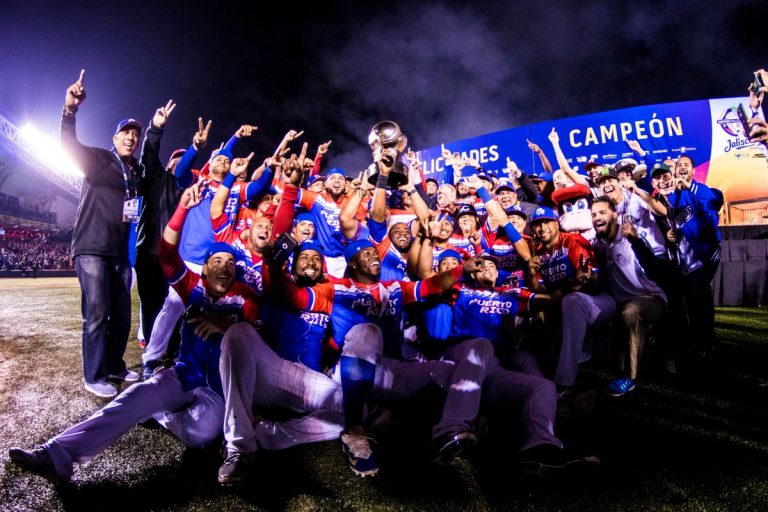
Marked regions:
[416,98,768,225]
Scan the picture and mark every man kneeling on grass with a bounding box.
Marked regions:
[9,185,261,485]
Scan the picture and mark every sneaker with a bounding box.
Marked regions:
[605,378,636,397]
[432,431,477,464]
[340,432,379,477]
[9,447,69,486]
[519,443,600,477]
[83,379,118,398]
[109,369,139,382]
[142,360,164,380]
[217,450,255,486]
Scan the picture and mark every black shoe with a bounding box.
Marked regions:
[432,431,477,464]
[9,447,68,486]
[519,443,600,477]
[217,450,255,486]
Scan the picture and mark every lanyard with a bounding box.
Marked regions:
[112,150,137,199]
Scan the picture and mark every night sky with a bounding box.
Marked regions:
[1,0,766,174]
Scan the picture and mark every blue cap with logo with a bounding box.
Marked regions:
[529,206,558,224]
[343,239,375,263]
[114,118,143,136]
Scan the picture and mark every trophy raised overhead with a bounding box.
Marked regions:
[366,120,409,188]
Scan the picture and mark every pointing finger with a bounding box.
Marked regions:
[245,152,254,162]
[78,69,85,84]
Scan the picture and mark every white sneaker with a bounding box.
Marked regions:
[109,370,140,382]
[84,380,118,398]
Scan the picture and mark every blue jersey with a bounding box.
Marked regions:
[667,180,721,273]
[368,218,410,282]
[298,190,346,257]
[448,285,535,346]
[160,239,260,397]
[211,212,264,295]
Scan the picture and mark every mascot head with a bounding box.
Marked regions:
[551,183,595,242]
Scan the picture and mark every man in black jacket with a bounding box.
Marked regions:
[61,69,143,398]
[135,99,187,362]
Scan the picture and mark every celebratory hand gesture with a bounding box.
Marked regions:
[506,157,522,178]
[152,99,176,128]
[281,154,304,185]
[622,217,638,240]
[526,139,542,154]
[65,69,86,113]
[180,183,203,209]
[235,124,258,138]
[462,256,485,274]
[317,140,332,155]
[230,152,254,177]
[193,118,213,150]
[548,127,559,145]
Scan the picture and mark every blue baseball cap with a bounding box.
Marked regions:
[530,172,553,182]
[505,204,527,220]
[294,239,324,259]
[307,175,326,186]
[326,167,346,178]
[343,239,375,263]
[529,206,558,224]
[293,211,315,226]
[437,248,462,265]
[204,241,238,263]
[210,148,233,162]
[114,118,143,136]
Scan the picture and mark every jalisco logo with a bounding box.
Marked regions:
[716,105,761,153]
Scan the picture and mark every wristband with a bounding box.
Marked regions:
[222,172,237,190]
[503,222,523,243]
[375,172,390,189]
[476,186,492,203]
[168,204,190,232]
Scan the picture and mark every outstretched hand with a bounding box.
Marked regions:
[153,99,176,128]
[65,69,86,112]
[193,117,213,150]
[180,183,203,209]
[236,124,258,138]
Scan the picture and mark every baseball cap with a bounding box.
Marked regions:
[455,203,478,219]
[583,160,602,171]
[425,177,438,185]
[614,158,638,175]
[294,239,324,259]
[293,211,315,226]
[343,239,375,263]
[495,180,516,193]
[650,162,672,178]
[594,167,619,184]
[478,173,494,185]
[326,167,346,178]
[437,248,463,265]
[529,206,558,224]
[505,204,527,220]
[307,175,326,186]
[209,148,233,162]
[169,148,186,161]
[530,172,553,182]
[114,118,143,136]
[204,241,238,263]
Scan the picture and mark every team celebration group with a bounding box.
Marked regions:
[10,69,765,486]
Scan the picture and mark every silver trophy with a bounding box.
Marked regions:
[366,120,409,188]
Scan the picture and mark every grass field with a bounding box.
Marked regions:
[0,278,767,512]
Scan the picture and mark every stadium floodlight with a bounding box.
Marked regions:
[19,124,84,178]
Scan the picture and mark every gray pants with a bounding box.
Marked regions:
[554,291,617,387]
[434,338,561,451]
[618,295,666,379]
[43,368,223,480]
[220,322,467,453]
